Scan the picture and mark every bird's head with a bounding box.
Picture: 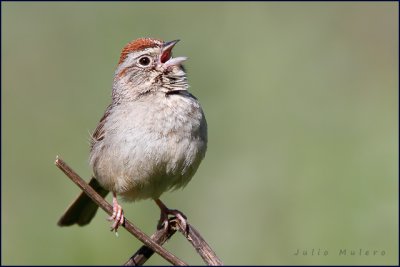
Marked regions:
[113,38,188,101]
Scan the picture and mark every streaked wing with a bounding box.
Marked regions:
[90,104,112,150]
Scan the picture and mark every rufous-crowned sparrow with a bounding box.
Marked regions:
[58,38,208,232]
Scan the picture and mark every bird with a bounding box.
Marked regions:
[58,38,208,233]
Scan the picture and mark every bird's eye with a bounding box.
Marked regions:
[138,56,151,67]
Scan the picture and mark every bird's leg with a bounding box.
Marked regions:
[155,199,188,234]
[107,192,124,232]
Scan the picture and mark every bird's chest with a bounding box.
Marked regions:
[90,94,207,197]
[99,95,205,172]
[108,95,203,145]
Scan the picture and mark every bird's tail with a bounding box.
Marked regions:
[58,177,109,226]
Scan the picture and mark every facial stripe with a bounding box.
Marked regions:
[118,38,163,65]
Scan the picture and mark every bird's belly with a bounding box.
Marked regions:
[89,107,206,201]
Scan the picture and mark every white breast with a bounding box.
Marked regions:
[89,92,207,201]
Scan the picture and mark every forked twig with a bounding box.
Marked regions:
[55,156,186,266]
[124,223,177,265]
[55,156,223,266]
[125,218,223,266]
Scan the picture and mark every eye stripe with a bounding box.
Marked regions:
[118,38,162,64]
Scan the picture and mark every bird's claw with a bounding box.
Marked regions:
[158,208,188,235]
[108,195,124,233]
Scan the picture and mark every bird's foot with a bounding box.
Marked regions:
[108,193,124,233]
[155,199,188,235]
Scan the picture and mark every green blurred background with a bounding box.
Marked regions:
[2,2,398,265]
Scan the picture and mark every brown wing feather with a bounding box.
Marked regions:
[90,104,112,150]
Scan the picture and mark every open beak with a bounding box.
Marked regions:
[161,39,187,68]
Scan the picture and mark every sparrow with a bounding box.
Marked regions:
[58,38,208,233]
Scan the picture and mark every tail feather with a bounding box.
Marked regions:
[58,177,109,226]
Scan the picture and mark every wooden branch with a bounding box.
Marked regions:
[124,224,177,266]
[56,156,223,266]
[55,156,187,266]
[175,221,223,265]
[124,217,223,266]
